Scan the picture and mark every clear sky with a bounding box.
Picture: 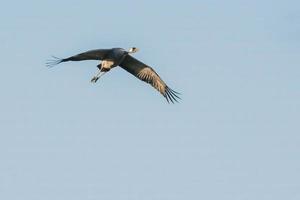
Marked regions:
[0,0,299,199]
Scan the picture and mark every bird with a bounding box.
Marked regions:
[46,47,180,103]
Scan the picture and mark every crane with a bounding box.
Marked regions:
[47,47,180,103]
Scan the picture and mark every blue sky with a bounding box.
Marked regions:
[0,0,300,199]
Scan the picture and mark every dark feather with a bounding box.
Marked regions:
[46,56,64,68]
[120,55,180,103]
[46,49,111,67]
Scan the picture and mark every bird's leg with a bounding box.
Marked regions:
[91,70,106,83]
[91,63,107,83]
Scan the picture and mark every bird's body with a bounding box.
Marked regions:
[98,48,128,72]
[47,47,180,103]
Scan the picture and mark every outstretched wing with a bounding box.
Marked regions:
[46,49,111,67]
[119,55,180,103]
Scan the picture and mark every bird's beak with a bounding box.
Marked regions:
[129,47,139,53]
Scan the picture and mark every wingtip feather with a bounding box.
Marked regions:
[46,56,64,68]
[164,86,181,104]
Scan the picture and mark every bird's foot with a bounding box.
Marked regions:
[91,76,99,83]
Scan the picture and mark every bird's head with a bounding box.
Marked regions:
[128,47,139,54]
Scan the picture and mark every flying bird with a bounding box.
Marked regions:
[47,47,180,103]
